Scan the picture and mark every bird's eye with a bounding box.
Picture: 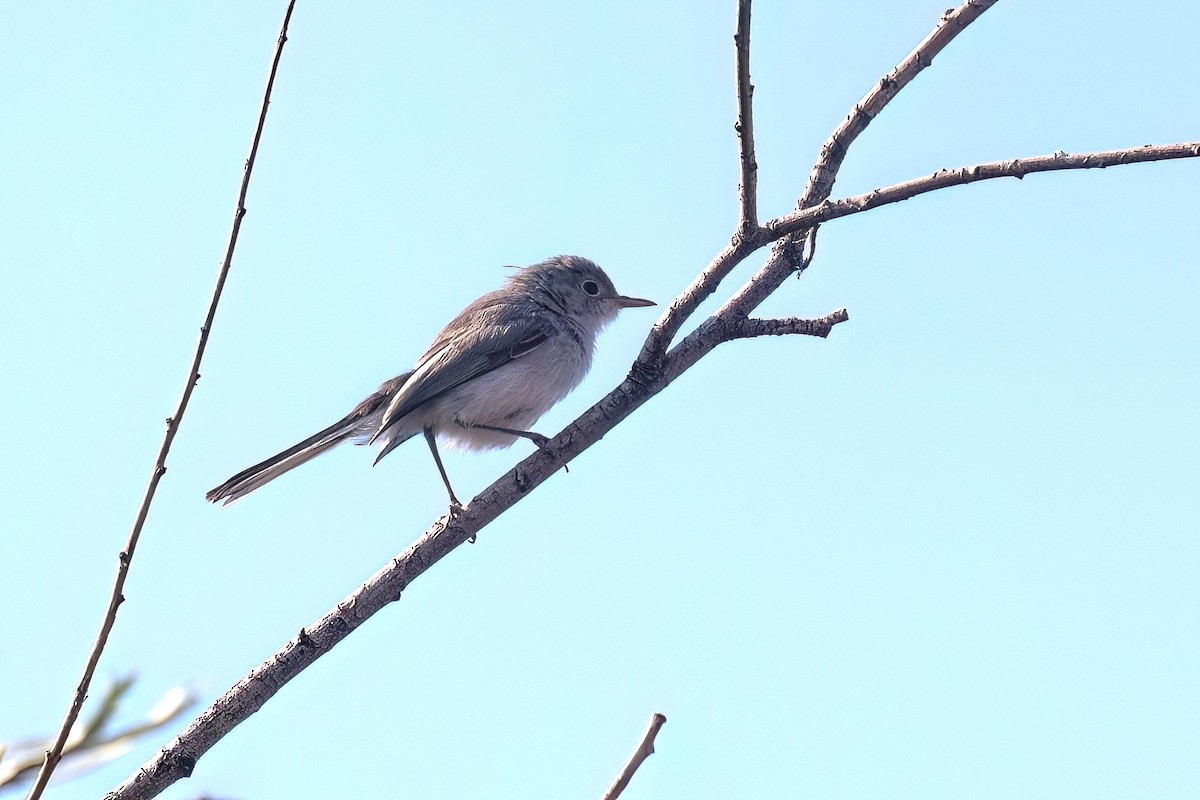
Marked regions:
[581,280,600,296]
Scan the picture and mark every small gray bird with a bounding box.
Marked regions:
[206,255,654,508]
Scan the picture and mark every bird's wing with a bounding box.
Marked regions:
[372,300,553,439]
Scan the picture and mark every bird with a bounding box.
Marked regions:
[206,255,654,509]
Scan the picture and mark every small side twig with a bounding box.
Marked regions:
[23,4,297,800]
[734,0,758,238]
[601,713,667,800]
[723,309,849,342]
[638,0,997,362]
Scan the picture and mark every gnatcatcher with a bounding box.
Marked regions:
[206,255,654,508]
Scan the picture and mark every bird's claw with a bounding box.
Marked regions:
[528,433,568,473]
[440,500,474,541]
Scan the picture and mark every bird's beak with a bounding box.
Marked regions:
[613,295,655,309]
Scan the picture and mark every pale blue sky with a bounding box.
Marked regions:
[2,2,1198,798]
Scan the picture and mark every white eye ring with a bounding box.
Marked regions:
[581,280,601,296]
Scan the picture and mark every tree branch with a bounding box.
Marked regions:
[105,368,680,799]
[713,0,1001,333]
[636,238,762,364]
[111,287,845,799]
[638,0,998,363]
[601,713,667,800]
[25,4,297,800]
[734,0,758,238]
[723,309,850,342]
[769,142,1200,239]
[799,0,999,210]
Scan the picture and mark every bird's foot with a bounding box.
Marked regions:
[437,500,473,541]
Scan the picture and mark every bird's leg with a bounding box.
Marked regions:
[423,428,464,515]
[469,422,551,449]
[464,422,568,474]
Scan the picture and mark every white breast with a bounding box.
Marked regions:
[429,331,592,451]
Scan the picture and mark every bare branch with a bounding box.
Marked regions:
[734,0,758,237]
[636,239,762,364]
[109,293,787,800]
[601,713,667,800]
[638,0,997,362]
[724,309,850,342]
[24,4,297,800]
[725,138,1200,328]
[771,142,1200,239]
[799,0,999,210]
[637,0,772,364]
[707,0,1001,336]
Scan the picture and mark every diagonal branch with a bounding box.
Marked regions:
[601,713,668,800]
[713,0,1000,335]
[799,0,999,210]
[717,140,1200,328]
[769,143,1200,239]
[635,238,762,365]
[734,0,758,238]
[25,4,298,800]
[637,0,997,363]
[719,0,1034,328]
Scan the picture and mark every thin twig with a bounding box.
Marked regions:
[770,143,1200,239]
[636,238,761,364]
[24,4,297,800]
[654,0,999,391]
[734,0,758,238]
[799,0,999,210]
[638,0,997,362]
[715,0,1004,327]
[716,140,1200,326]
[724,309,849,341]
[601,713,667,800]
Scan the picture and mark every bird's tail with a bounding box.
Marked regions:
[206,372,413,506]
[205,421,356,506]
